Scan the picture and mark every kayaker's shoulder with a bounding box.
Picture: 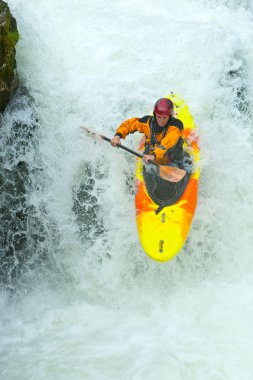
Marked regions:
[170,117,183,130]
[138,115,152,123]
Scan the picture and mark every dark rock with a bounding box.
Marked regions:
[0,1,19,112]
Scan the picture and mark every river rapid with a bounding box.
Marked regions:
[1,0,253,379]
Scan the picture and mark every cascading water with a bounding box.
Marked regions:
[1,0,253,379]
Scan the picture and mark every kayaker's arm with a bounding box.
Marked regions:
[153,126,182,162]
[115,117,146,139]
[111,117,145,147]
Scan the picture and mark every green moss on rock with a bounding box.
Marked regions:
[0,0,19,112]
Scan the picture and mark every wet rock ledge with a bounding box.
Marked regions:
[0,0,19,112]
[0,2,42,288]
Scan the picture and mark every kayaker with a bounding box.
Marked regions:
[110,98,184,166]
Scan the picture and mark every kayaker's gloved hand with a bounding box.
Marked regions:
[142,154,155,164]
[111,135,121,147]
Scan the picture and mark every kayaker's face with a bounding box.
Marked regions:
[156,114,170,127]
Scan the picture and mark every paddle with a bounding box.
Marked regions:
[81,127,186,182]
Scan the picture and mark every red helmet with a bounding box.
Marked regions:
[153,98,174,117]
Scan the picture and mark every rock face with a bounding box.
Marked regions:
[0,1,19,112]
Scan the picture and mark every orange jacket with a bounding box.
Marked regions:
[115,115,183,164]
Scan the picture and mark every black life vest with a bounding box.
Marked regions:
[147,116,184,162]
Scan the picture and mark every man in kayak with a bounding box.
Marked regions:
[110,98,184,166]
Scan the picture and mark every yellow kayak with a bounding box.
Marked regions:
[135,93,200,262]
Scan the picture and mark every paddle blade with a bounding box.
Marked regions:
[159,165,186,182]
[81,126,98,138]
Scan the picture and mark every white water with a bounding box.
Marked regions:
[1,0,253,379]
